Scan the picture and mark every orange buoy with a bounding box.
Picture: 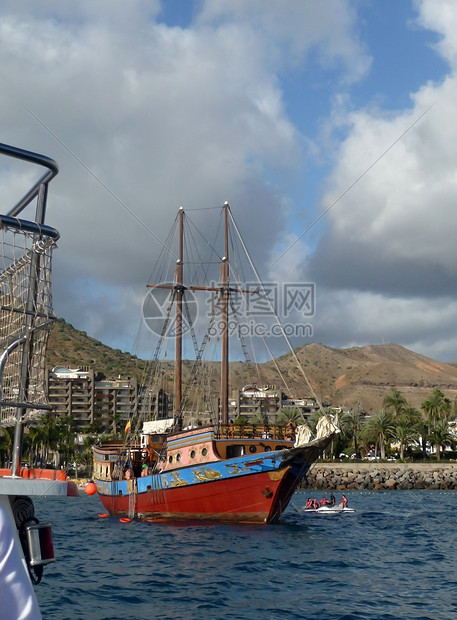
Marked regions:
[119,517,131,523]
[98,513,109,518]
[84,482,97,496]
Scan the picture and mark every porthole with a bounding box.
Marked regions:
[190,450,196,459]
[168,455,173,464]
[249,445,257,453]
[264,446,272,452]
[202,448,208,457]
[176,453,181,462]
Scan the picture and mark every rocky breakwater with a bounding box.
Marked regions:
[304,462,457,490]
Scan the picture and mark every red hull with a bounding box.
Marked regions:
[98,467,298,524]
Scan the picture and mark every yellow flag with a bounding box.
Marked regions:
[124,420,131,433]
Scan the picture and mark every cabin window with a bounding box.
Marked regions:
[201,448,208,457]
[190,450,196,459]
[226,445,244,458]
[176,453,181,462]
[249,446,257,453]
[168,455,173,464]
[264,446,272,452]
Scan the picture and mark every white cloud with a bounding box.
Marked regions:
[2,0,332,350]
[197,0,370,82]
[4,0,456,367]
[303,0,457,359]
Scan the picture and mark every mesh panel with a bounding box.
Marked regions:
[0,226,56,425]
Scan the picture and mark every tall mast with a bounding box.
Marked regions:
[220,202,229,424]
[174,206,184,420]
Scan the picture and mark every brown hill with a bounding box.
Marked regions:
[269,342,457,412]
[46,320,457,412]
[47,318,148,379]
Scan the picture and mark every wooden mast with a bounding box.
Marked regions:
[151,202,254,428]
[174,206,184,421]
[220,202,229,425]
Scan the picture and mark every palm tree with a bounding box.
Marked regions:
[400,406,422,426]
[383,389,407,420]
[55,415,75,468]
[391,420,418,460]
[428,420,454,460]
[421,389,451,425]
[276,407,304,426]
[0,426,14,466]
[339,410,365,457]
[27,425,48,466]
[362,409,395,459]
[37,412,59,465]
[420,389,453,458]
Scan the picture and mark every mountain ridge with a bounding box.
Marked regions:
[47,320,457,412]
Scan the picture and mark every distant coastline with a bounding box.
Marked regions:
[304,462,457,490]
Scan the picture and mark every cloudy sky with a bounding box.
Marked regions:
[1,0,457,362]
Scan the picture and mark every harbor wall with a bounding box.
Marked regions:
[303,462,457,490]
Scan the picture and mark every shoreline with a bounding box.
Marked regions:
[304,462,457,490]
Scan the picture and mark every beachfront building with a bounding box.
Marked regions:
[228,384,319,423]
[47,367,166,434]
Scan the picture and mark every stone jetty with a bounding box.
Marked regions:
[304,462,457,490]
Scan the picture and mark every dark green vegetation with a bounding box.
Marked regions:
[0,412,95,475]
[336,387,457,462]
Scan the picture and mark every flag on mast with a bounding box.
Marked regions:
[124,420,131,433]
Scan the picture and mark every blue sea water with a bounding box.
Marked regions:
[34,490,457,620]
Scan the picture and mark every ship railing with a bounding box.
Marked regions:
[216,424,292,441]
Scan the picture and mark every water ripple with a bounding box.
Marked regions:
[32,489,457,619]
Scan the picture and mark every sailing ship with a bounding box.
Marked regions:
[92,203,338,524]
[0,143,78,615]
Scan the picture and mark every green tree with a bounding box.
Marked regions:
[27,425,48,466]
[428,420,454,460]
[55,415,75,467]
[0,426,14,466]
[421,389,451,425]
[421,389,453,457]
[39,413,59,465]
[383,389,407,420]
[339,410,365,457]
[362,409,395,459]
[276,407,304,426]
[392,419,419,460]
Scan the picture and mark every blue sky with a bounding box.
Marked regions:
[1,0,457,363]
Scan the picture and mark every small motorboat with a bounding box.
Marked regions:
[316,505,355,514]
[304,505,356,514]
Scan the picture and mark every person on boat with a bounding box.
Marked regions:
[141,464,148,477]
[312,498,320,509]
[305,497,313,509]
[339,494,348,509]
[286,420,296,440]
[329,492,336,507]
[112,462,121,480]
[320,496,329,506]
